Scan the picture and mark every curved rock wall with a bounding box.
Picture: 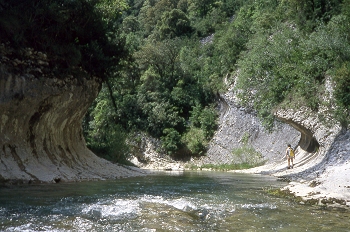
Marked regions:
[0,46,144,183]
[274,107,344,178]
[272,77,345,179]
[276,107,341,154]
[272,105,350,201]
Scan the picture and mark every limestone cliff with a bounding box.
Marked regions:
[273,105,350,201]
[0,45,144,183]
[234,77,350,202]
[128,81,302,170]
[197,90,300,166]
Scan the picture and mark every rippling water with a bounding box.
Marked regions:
[0,171,349,231]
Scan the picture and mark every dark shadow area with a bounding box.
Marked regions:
[280,119,320,153]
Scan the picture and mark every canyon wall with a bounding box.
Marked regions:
[193,84,301,167]
[0,45,144,183]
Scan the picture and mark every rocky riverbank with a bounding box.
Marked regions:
[238,111,350,208]
[129,76,350,208]
[203,77,350,207]
[236,137,350,208]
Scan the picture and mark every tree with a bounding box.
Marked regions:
[189,0,215,17]
[158,9,193,39]
[284,0,343,31]
[235,0,350,127]
[122,15,141,33]
[138,0,175,36]
[0,0,128,80]
[161,128,182,154]
[135,38,182,87]
[84,92,131,164]
[95,0,129,21]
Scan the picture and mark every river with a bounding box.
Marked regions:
[0,171,349,231]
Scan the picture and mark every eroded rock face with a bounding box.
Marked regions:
[0,46,144,183]
[272,76,345,179]
[127,83,302,169]
[273,106,350,201]
[196,90,301,166]
[274,107,345,177]
[275,108,341,154]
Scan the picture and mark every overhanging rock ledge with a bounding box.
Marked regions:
[0,47,145,183]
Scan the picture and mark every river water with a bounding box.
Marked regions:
[0,171,349,231]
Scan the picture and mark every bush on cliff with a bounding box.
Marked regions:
[85,0,350,163]
[235,0,350,129]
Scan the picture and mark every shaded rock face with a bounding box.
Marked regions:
[275,107,341,156]
[278,117,320,153]
[0,47,144,183]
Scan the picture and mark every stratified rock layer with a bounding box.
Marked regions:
[196,90,301,166]
[0,46,144,183]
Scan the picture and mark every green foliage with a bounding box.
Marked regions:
[182,128,207,155]
[236,25,302,126]
[122,15,141,33]
[190,105,218,138]
[189,0,215,17]
[0,0,126,79]
[161,128,182,154]
[157,9,193,39]
[212,22,250,75]
[143,100,184,137]
[236,7,350,127]
[135,38,182,86]
[219,0,245,18]
[333,62,350,126]
[138,0,175,37]
[174,104,218,155]
[282,0,343,31]
[86,34,218,158]
[95,0,129,20]
[87,123,131,165]
[83,0,350,162]
[85,98,131,164]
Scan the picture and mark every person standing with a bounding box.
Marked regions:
[285,144,295,169]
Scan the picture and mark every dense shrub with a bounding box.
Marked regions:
[333,62,350,126]
[0,0,128,79]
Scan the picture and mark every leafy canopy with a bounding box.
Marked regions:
[81,0,350,162]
